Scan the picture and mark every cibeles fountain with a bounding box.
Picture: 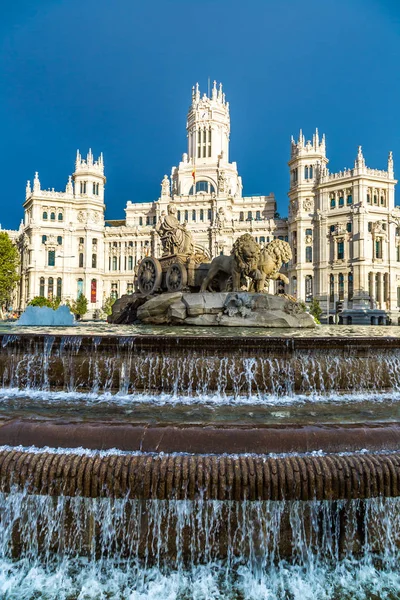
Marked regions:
[0,205,400,598]
[116,202,316,328]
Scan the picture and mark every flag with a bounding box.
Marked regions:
[192,166,196,183]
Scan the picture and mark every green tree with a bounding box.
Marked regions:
[0,232,20,310]
[29,296,53,308]
[29,296,61,310]
[309,298,323,324]
[69,294,88,320]
[102,295,116,316]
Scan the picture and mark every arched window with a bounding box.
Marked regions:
[57,236,62,245]
[260,236,265,244]
[247,211,253,221]
[304,166,309,179]
[305,246,312,262]
[39,277,45,297]
[239,212,244,222]
[348,272,353,301]
[57,278,62,299]
[292,276,297,297]
[309,165,313,179]
[79,253,84,268]
[375,238,382,259]
[92,253,97,269]
[91,279,97,303]
[184,210,188,221]
[58,212,63,221]
[112,256,117,271]
[338,273,344,300]
[48,277,54,299]
[256,211,261,221]
[192,209,196,221]
[77,279,83,299]
[305,275,313,302]
[50,212,55,221]
[188,181,215,195]
[329,274,334,302]
[43,211,48,220]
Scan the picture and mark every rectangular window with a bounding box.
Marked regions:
[367,194,371,204]
[139,217,143,226]
[397,246,400,262]
[112,256,117,270]
[79,253,84,268]
[79,237,84,244]
[368,222,372,232]
[48,250,55,267]
[111,283,118,300]
[127,283,134,295]
[39,278,45,297]
[305,246,312,262]
[57,236,62,245]
[200,209,204,221]
[208,209,212,221]
[128,256,133,270]
[330,225,335,233]
[192,210,196,221]
[347,195,352,205]
[337,241,344,260]
[374,195,378,204]
[330,198,335,209]
[306,228,312,236]
[256,211,261,221]
[185,210,188,221]
[208,129,212,157]
[146,216,150,226]
[239,211,244,221]
[346,222,352,233]
[247,211,252,221]
[42,235,47,244]
[339,196,344,207]
[92,253,97,268]
[177,211,181,222]
[381,196,385,205]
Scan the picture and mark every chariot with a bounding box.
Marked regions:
[136,254,210,296]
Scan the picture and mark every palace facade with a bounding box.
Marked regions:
[6,82,400,323]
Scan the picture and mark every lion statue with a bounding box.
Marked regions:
[249,239,292,292]
[200,233,260,292]
[200,235,292,293]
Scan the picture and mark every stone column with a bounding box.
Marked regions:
[369,272,375,308]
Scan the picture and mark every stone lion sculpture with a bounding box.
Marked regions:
[200,234,292,293]
[200,233,260,292]
[250,239,292,292]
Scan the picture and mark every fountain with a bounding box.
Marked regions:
[0,229,399,598]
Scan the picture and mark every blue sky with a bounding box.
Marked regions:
[1,0,400,228]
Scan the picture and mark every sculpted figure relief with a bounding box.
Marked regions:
[200,234,292,293]
[156,203,194,256]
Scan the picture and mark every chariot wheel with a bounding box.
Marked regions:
[137,257,162,295]
[166,262,188,292]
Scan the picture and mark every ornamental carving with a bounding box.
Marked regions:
[77,211,86,223]
[303,198,314,212]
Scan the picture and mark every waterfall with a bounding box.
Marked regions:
[0,489,398,599]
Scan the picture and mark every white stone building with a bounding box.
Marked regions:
[6,81,400,323]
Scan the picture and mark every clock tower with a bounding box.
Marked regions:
[187,81,230,164]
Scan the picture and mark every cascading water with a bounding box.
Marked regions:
[0,330,399,598]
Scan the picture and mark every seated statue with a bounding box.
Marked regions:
[156,203,194,256]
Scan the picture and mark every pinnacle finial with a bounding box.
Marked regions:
[33,171,40,192]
